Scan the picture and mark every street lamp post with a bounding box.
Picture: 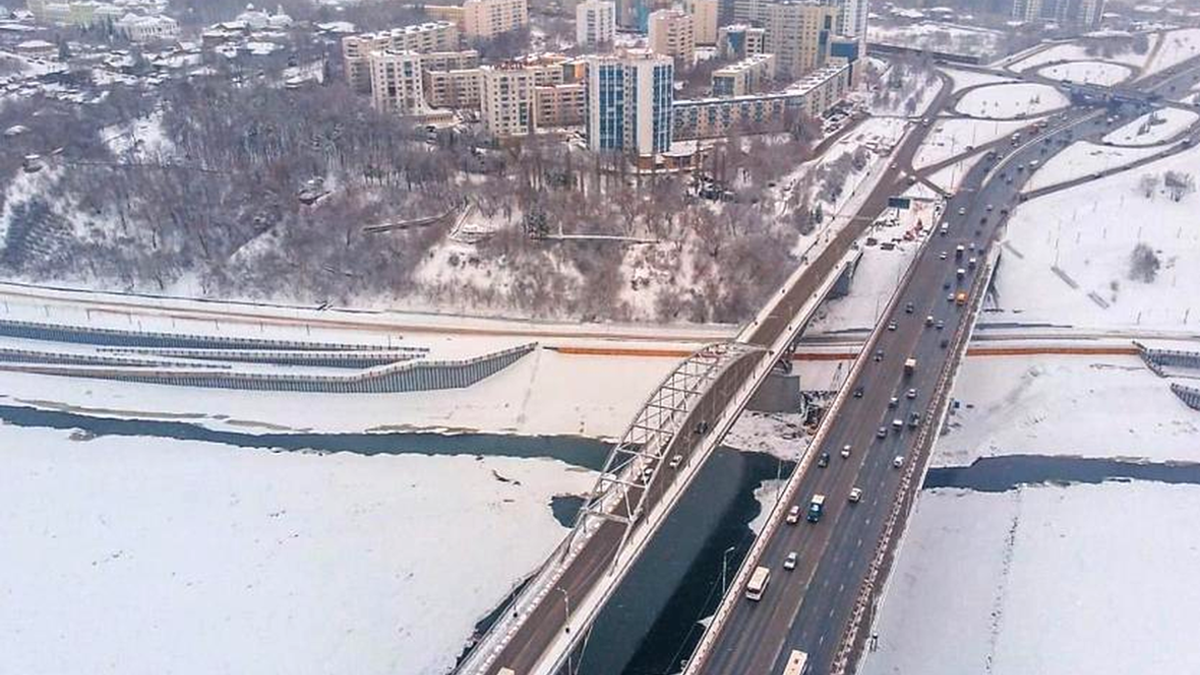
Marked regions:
[721,545,737,595]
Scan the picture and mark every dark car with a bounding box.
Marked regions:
[818,452,831,467]
[874,349,884,362]
[853,386,864,398]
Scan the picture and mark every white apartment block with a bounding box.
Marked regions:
[575,0,615,47]
[342,21,460,92]
[648,8,694,65]
[369,51,428,115]
[685,0,718,45]
[462,0,529,40]
[480,66,536,137]
[711,53,775,96]
[763,1,836,78]
[27,0,158,27]
[584,49,674,156]
[114,13,179,42]
[828,0,868,45]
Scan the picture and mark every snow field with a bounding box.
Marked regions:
[1023,140,1163,191]
[1001,144,1200,329]
[1009,34,1157,73]
[1141,28,1200,79]
[0,424,595,675]
[1101,107,1198,146]
[937,355,1200,467]
[860,482,1200,675]
[913,118,1029,169]
[955,83,1068,120]
[1038,59,1133,85]
[940,67,1016,94]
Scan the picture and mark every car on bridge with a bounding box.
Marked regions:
[784,551,798,570]
[787,504,801,524]
[849,487,863,503]
[841,444,852,458]
[877,426,887,439]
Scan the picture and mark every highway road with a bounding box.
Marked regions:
[690,57,1200,675]
[467,73,961,675]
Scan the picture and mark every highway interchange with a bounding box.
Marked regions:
[461,51,1200,675]
[688,58,1200,675]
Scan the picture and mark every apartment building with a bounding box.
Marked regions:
[827,0,868,46]
[717,24,765,59]
[481,66,536,137]
[673,59,850,139]
[424,68,484,108]
[685,0,718,45]
[462,0,530,39]
[114,14,179,42]
[648,8,695,65]
[369,50,429,115]
[711,53,776,96]
[426,4,467,25]
[535,83,586,127]
[420,49,481,71]
[763,1,836,78]
[1013,0,1104,28]
[575,0,616,47]
[343,21,460,92]
[584,49,674,156]
[515,53,570,85]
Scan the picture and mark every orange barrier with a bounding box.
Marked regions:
[549,344,1139,359]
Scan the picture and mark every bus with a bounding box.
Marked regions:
[745,565,771,601]
[782,650,810,675]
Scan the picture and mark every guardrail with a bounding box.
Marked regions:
[0,343,536,394]
[1171,383,1200,411]
[0,317,402,351]
[1135,341,1200,376]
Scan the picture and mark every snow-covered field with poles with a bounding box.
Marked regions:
[1038,60,1133,85]
[1101,107,1198,146]
[1023,141,1163,191]
[955,83,1068,119]
[913,118,1028,169]
[1142,28,1200,78]
[1002,143,1200,329]
[1007,37,1157,73]
[0,423,595,675]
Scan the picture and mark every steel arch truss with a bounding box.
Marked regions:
[566,341,763,563]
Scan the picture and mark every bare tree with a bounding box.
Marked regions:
[1138,173,1160,199]
[1164,171,1195,202]
[1128,243,1161,283]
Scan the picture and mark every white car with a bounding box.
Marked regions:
[784,551,798,570]
[668,454,683,469]
[787,505,801,524]
[841,444,852,458]
[849,487,863,503]
[893,455,905,468]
